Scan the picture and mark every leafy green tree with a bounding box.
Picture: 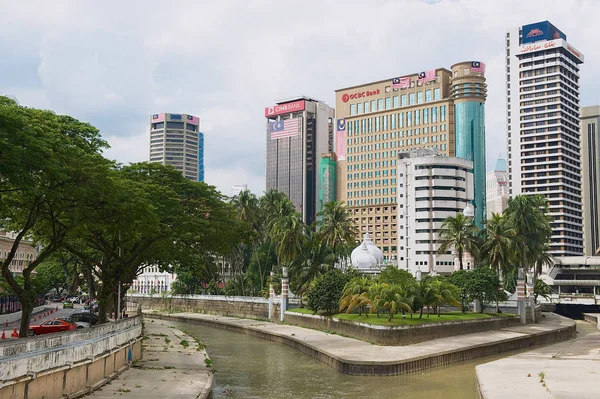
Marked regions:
[270,212,306,267]
[306,269,350,314]
[438,214,479,270]
[449,267,505,313]
[378,266,415,288]
[413,279,437,318]
[0,96,109,336]
[35,260,70,296]
[316,201,357,262]
[534,279,552,302]
[427,278,460,317]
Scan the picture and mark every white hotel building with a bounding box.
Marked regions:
[506,21,585,256]
[397,149,474,277]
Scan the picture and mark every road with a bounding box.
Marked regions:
[1,303,84,339]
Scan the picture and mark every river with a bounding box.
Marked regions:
[174,320,595,399]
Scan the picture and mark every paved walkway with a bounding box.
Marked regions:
[86,318,213,399]
[477,320,600,399]
[145,311,574,374]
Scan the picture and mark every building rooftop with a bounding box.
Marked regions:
[494,158,507,171]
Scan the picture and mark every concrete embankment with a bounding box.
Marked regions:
[0,317,143,399]
[86,318,214,399]
[145,311,575,376]
[476,319,600,398]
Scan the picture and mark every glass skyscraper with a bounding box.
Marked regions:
[451,62,487,228]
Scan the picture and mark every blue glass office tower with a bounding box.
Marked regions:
[198,132,205,182]
[451,62,487,228]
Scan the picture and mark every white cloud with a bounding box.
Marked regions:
[2,0,599,196]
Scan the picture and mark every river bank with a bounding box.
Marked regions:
[477,317,600,398]
[144,310,575,376]
[86,318,213,399]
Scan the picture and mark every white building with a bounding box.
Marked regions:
[131,266,176,294]
[581,106,600,256]
[231,184,248,198]
[397,149,474,277]
[506,21,584,256]
[486,158,509,218]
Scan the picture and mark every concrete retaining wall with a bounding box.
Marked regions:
[0,305,47,326]
[131,294,281,320]
[146,312,576,376]
[583,313,599,327]
[0,317,143,399]
[284,312,521,345]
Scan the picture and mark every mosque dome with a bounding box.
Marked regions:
[350,228,384,270]
[351,242,378,269]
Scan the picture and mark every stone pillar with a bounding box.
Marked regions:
[517,269,526,324]
[268,271,274,321]
[526,271,536,323]
[280,267,288,322]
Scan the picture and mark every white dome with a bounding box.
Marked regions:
[351,242,378,269]
[362,231,384,263]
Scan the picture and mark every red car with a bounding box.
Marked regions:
[28,318,78,336]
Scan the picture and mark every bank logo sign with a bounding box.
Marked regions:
[521,21,566,44]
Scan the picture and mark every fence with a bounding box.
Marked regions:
[0,295,44,315]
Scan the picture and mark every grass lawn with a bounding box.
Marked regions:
[288,307,515,327]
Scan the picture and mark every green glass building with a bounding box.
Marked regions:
[451,62,487,228]
[318,152,337,216]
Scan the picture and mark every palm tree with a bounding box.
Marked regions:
[316,201,358,263]
[291,234,335,302]
[438,213,479,270]
[371,283,413,321]
[481,213,516,312]
[414,279,437,318]
[339,276,372,316]
[232,190,259,226]
[270,212,306,267]
[428,279,460,317]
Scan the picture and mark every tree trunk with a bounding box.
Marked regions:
[419,306,423,318]
[18,293,35,338]
[458,250,464,270]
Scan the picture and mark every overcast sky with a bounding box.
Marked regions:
[2,0,599,196]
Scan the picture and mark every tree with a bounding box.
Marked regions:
[290,233,335,303]
[339,276,372,316]
[427,278,460,316]
[306,269,350,314]
[0,96,109,336]
[438,214,479,270]
[270,212,306,267]
[316,201,357,262]
[481,213,516,312]
[534,279,552,302]
[370,283,413,321]
[449,267,505,313]
[35,259,71,296]
[378,266,415,289]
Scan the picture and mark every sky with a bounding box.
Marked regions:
[1,0,599,196]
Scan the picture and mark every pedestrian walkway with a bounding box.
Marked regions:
[477,320,600,399]
[86,318,213,399]
[145,310,575,376]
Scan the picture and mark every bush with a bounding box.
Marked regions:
[306,269,350,314]
[449,267,506,313]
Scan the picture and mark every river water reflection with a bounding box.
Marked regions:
[174,321,591,399]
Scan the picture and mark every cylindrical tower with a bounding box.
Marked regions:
[451,61,487,228]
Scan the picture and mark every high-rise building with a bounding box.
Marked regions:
[486,158,509,218]
[231,184,248,198]
[581,106,600,256]
[265,97,335,226]
[317,152,337,216]
[149,113,204,182]
[335,62,486,257]
[506,21,585,256]
[397,149,474,276]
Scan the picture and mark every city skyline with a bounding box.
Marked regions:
[1,1,599,196]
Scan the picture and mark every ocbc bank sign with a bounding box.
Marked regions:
[341,89,381,103]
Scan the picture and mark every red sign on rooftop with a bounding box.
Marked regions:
[265,100,305,117]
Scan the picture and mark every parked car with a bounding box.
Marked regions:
[63,302,74,309]
[28,319,77,336]
[70,312,98,327]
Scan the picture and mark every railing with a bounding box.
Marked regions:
[128,293,301,305]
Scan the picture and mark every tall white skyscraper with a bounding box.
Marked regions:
[581,106,600,256]
[506,21,584,256]
[149,113,204,182]
[486,158,509,219]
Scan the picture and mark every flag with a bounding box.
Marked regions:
[392,77,410,89]
[471,61,485,73]
[270,118,300,139]
[336,119,346,160]
[418,70,436,83]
